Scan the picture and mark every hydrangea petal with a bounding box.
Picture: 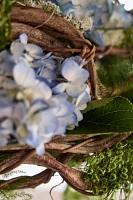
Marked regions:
[62,59,79,81]
[39,110,59,134]
[66,83,79,98]
[69,55,87,67]
[77,103,87,110]
[62,59,89,85]
[36,82,52,100]
[19,33,28,45]
[10,42,24,60]
[76,91,90,106]
[36,142,45,156]
[25,126,40,147]
[52,83,68,94]
[25,44,43,56]
[74,108,83,122]
[43,58,56,70]
[72,68,89,85]
[54,113,76,135]
[50,93,68,106]
[54,101,75,117]
[13,61,36,87]
[41,68,56,81]
[0,134,8,147]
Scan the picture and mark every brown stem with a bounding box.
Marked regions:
[10,6,88,49]
[96,46,132,58]
[0,152,90,193]
[11,22,71,58]
[0,150,35,174]
[0,133,131,154]
[0,150,27,173]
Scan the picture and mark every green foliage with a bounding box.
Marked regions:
[84,139,133,199]
[68,96,133,134]
[122,25,133,48]
[97,56,133,89]
[82,97,114,113]
[121,88,133,103]
[0,190,32,200]
[63,186,114,200]
[2,170,25,179]
[0,0,15,50]
[0,170,32,200]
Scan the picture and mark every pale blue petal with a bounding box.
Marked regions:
[13,62,36,87]
[41,68,56,80]
[54,119,66,136]
[0,98,13,118]
[62,59,89,85]
[54,101,75,117]
[43,58,56,70]
[50,93,68,106]
[13,102,26,122]
[76,91,90,106]
[62,59,79,81]
[77,103,87,110]
[71,55,86,66]
[65,113,77,126]
[66,83,79,98]
[72,68,89,85]
[0,134,8,147]
[86,85,91,95]
[19,33,28,45]
[1,119,13,129]
[25,125,40,147]
[36,143,45,156]
[23,53,33,62]
[52,83,68,94]
[54,113,76,135]
[78,84,87,93]
[32,60,43,68]
[25,44,43,56]
[74,108,83,122]
[41,52,52,59]
[36,82,52,100]
[10,42,24,60]
[39,110,59,134]
[27,101,47,117]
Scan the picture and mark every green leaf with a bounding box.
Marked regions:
[69,97,133,134]
[0,0,15,50]
[82,97,114,113]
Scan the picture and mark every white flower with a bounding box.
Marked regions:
[75,85,91,108]
[52,56,89,98]
[10,33,43,66]
[13,61,36,87]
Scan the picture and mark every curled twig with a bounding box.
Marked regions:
[50,179,64,200]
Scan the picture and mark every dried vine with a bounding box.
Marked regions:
[0,4,132,196]
[10,5,97,99]
[0,133,131,194]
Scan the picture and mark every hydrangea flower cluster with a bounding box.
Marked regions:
[20,0,93,31]
[0,33,91,155]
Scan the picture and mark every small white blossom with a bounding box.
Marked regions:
[52,56,89,98]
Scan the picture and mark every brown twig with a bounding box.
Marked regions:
[0,150,35,174]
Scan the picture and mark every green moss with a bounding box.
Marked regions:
[84,139,133,199]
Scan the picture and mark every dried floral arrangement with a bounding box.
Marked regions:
[0,1,133,199]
